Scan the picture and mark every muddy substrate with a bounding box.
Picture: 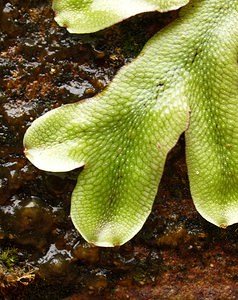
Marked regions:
[1,1,238,299]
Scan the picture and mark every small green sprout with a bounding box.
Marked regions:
[0,248,18,269]
[24,0,238,246]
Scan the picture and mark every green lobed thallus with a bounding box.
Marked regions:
[24,0,238,246]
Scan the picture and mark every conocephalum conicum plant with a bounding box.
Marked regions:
[23,0,238,246]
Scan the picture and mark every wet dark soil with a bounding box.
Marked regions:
[1,1,238,299]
